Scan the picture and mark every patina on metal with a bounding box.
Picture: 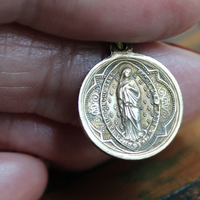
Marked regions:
[78,43,183,160]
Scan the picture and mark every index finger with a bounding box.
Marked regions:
[2,0,200,42]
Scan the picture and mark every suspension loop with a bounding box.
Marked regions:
[110,42,132,53]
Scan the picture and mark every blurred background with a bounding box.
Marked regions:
[41,22,200,200]
[165,21,200,52]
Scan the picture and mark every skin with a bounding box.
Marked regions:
[0,0,199,199]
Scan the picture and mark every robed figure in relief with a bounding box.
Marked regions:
[117,65,143,141]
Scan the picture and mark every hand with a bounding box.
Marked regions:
[0,0,200,199]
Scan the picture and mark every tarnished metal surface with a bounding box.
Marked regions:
[79,44,183,159]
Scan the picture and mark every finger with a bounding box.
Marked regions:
[132,42,200,123]
[0,24,109,124]
[0,153,47,200]
[0,25,199,124]
[0,114,110,171]
[0,0,200,42]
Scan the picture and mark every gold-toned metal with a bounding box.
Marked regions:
[115,42,125,51]
[79,43,183,160]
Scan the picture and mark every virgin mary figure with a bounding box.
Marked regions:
[117,64,143,141]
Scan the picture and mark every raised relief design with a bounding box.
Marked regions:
[98,62,160,151]
[117,65,143,141]
[79,51,183,159]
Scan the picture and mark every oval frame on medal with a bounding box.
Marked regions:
[78,52,183,160]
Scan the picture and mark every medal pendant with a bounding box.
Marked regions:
[79,43,183,160]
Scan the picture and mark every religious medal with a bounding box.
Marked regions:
[78,43,183,160]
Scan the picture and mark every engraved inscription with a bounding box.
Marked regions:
[79,51,183,159]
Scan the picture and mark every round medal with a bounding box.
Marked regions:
[78,43,183,160]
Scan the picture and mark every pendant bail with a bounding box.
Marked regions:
[110,42,132,53]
